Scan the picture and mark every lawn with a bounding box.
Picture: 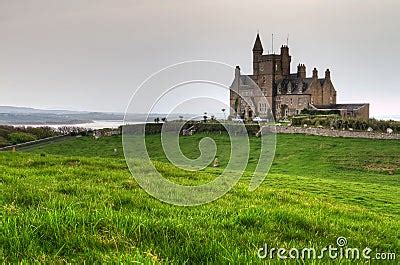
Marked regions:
[1,133,399,263]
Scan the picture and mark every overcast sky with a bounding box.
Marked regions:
[0,0,399,117]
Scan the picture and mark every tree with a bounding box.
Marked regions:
[203,113,208,123]
[161,117,167,123]
[221,108,226,120]
[154,117,160,123]
[179,116,184,121]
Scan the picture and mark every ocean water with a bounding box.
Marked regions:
[11,120,125,130]
[373,115,400,121]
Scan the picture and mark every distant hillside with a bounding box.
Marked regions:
[2,106,397,125]
[0,106,85,115]
[0,106,201,125]
[0,106,124,125]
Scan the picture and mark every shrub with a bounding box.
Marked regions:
[8,132,37,145]
[0,136,9,147]
[291,115,400,133]
[124,122,261,136]
[23,126,57,138]
[300,109,341,115]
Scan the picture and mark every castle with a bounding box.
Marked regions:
[229,34,369,121]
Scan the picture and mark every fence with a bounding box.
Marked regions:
[0,134,71,151]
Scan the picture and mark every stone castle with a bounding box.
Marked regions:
[230,34,369,120]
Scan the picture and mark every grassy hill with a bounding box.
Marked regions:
[1,133,399,263]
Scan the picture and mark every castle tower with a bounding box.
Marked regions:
[280,45,291,76]
[252,34,263,75]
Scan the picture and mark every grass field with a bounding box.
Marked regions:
[1,133,399,263]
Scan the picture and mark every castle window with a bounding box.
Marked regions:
[330,97,333,104]
[290,98,293,105]
[262,76,266,84]
[298,82,303,94]
[260,65,264,72]
[275,64,278,71]
[259,103,267,113]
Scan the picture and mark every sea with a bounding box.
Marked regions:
[6,115,400,130]
[10,120,125,130]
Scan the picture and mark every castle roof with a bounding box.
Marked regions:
[313,104,368,111]
[276,75,326,95]
[252,34,263,52]
[239,75,257,86]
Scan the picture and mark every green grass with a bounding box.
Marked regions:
[1,133,399,263]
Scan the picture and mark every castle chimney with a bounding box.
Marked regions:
[297,64,306,79]
[233,66,241,93]
[235,66,241,78]
[325,69,331,80]
[313,68,318,79]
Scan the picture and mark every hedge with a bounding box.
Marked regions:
[123,122,261,136]
[291,115,400,133]
[8,132,38,145]
[300,108,341,115]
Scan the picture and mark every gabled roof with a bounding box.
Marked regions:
[276,75,326,95]
[239,75,257,86]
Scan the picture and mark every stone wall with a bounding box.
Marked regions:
[353,104,369,119]
[276,94,310,117]
[261,125,400,140]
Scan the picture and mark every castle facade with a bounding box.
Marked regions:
[230,34,369,120]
